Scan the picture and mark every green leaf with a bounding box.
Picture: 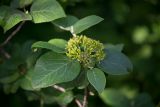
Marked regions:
[32,52,80,89]
[32,41,65,53]
[31,0,66,23]
[53,15,79,31]
[25,92,39,101]
[100,88,131,107]
[52,15,103,34]
[59,70,89,90]
[98,49,133,75]
[17,41,34,59]
[48,38,67,49]
[20,69,34,90]
[41,87,73,105]
[134,93,155,107]
[41,87,60,104]
[3,79,21,94]
[87,68,106,93]
[26,50,41,69]
[105,44,124,52]
[0,6,31,32]
[72,15,104,34]
[0,72,20,84]
[10,80,21,93]
[10,0,33,8]
[4,8,31,32]
[55,91,74,106]
[75,70,89,89]
[0,6,9,26]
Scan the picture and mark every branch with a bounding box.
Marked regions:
[40,92,44,107]
[52,85,85,107]
[0,21,25,47]
[40,97,44,107]
[75,88,88,107]
[53,85,66,92]
[70,26,76,37]
[82,88,88,107]
[0,48,11,59]
[75,99,83,107]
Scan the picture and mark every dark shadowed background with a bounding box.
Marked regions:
[0,0,160,107]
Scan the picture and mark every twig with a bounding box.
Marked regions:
[70,26,76,37]
[53,85,66,92]
[82,88,88,107]
[0,48,11,59]
[52,85,89,107]
[75,88,88,107]
[0,21,25,47]
[40,97,44,107]
[75,99,83,107]
[0,21,25,59]
[60,105,67,107]
[40,93,44,107]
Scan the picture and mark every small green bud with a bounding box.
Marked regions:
[66,35,105,68]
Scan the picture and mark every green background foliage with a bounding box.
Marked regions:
[0,0,160,107]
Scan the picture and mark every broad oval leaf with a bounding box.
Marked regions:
[31,0,66,23]
[87,68,106,93]
[10,0,33,8]
[0,6,32,32]
[98,48,133,75]
[20,69,34,90]
[48,38,67,49]
[4,12,31,32]
[32,41,65,53]
[73,15,104,34]
[52,15,79,31]
[100,88,130,107]
[32,52,80,89]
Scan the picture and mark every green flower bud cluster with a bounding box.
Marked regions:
[66,35,105,68]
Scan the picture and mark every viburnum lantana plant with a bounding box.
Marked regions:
[0,0,132,107]
[31,33,132,107]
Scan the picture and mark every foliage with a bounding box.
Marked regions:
[0,0,159,107]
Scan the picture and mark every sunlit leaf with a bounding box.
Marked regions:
[53,15,79,31]
[72,15,103,34]
[32,52,80,89]
[31,0,66,23]
[32,41,65,53]
[0,6,31,32]
[48,38,67,49]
